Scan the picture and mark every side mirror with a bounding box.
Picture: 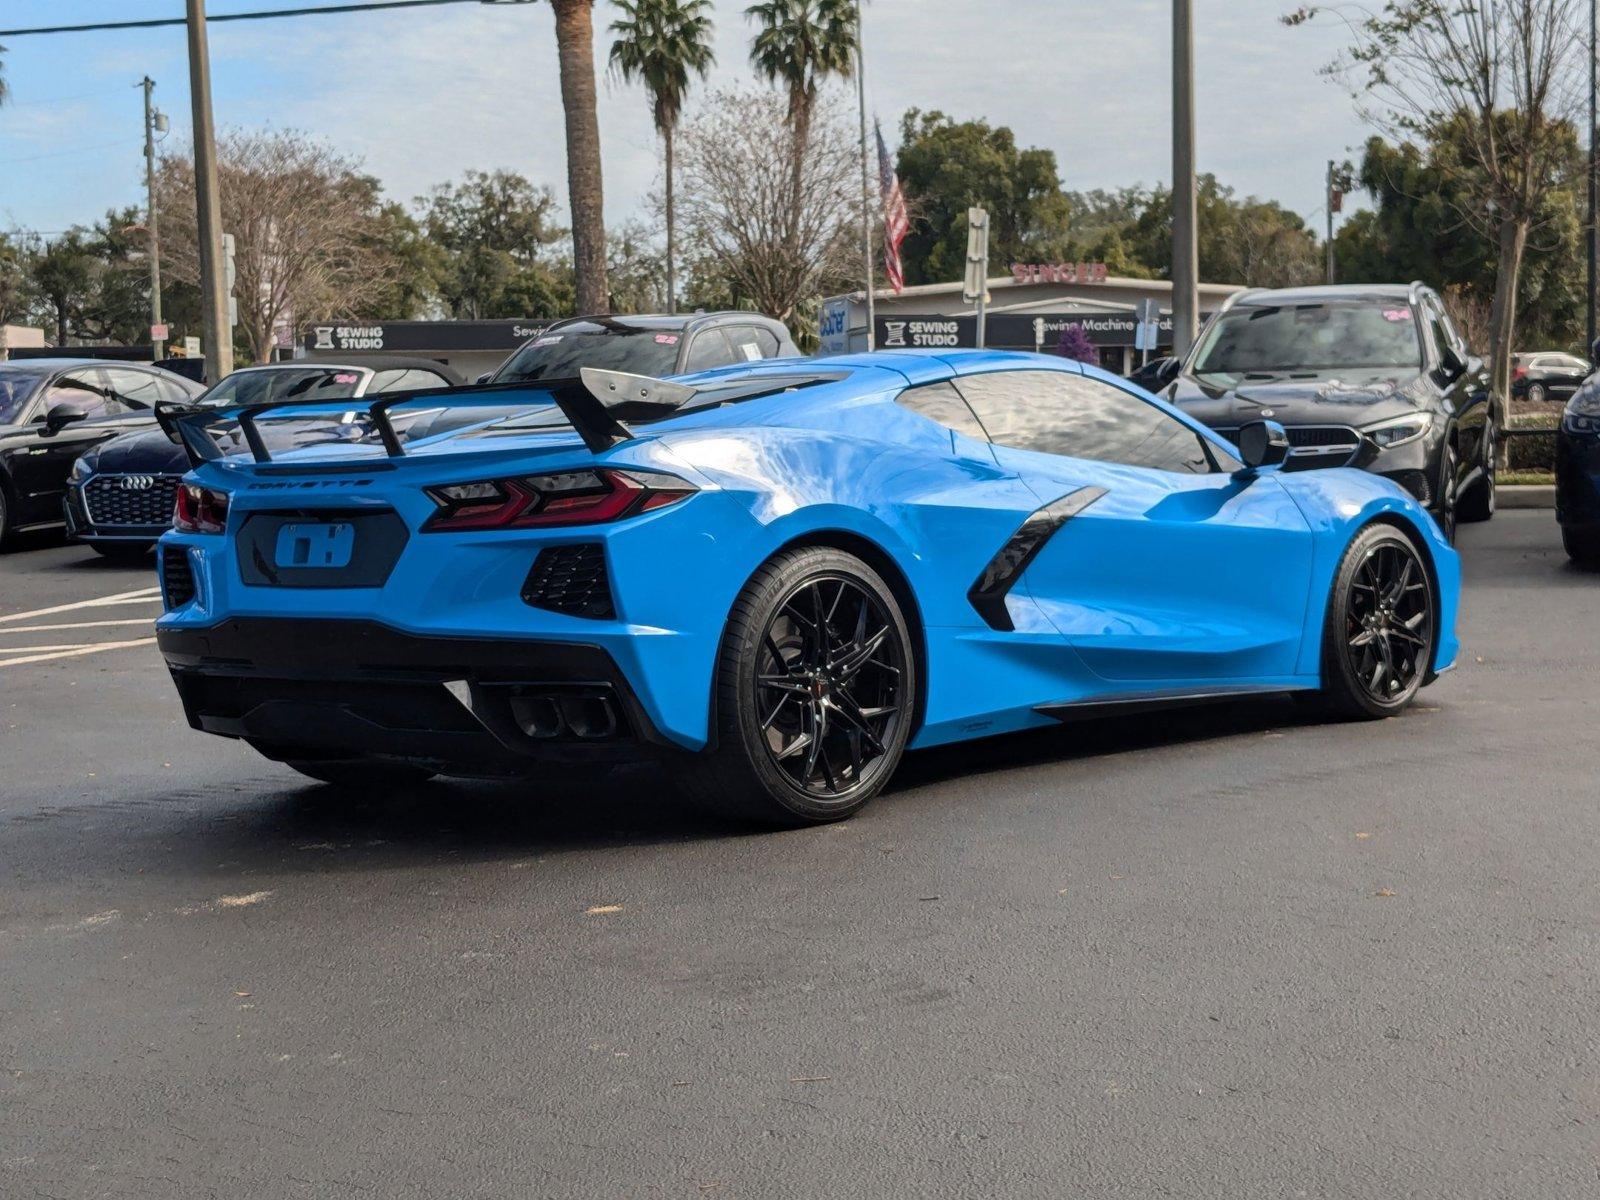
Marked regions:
[1236,419,1290,470]
[1434,344,1467,383]
[475,372,492,385]
[41,401,91,437]
[1154,358,1180,389]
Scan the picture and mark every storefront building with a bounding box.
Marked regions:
[819,267,1245,373]
[298,319,556,380]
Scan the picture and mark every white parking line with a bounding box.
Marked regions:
[0,618,156,635]
[0,587,162,626]
[0,637,159,668]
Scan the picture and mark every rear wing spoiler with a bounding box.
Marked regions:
[157,368,700,468]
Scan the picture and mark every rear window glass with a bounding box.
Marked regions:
[1192,301,1423,378]
[493,324,682,383]
[199,368,367,408]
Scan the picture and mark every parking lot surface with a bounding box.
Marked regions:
[1,511,1595,1199]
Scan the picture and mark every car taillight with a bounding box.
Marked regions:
[422,468,696,532]
[1513,365,1527,379]
[173,483,230,533]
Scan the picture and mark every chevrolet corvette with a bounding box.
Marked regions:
[154,350,1461,825]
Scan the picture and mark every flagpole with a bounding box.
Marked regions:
[855,0,875,351]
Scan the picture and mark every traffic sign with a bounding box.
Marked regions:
[150,323,169,342]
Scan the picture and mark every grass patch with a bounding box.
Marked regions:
[1501,470,1554,485]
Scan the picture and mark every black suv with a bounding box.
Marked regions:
[0,358,205,547]
[1166,283,1495,539]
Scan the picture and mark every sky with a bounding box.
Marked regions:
[0,0,1374,244]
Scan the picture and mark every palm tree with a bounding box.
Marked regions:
[549,0,609,314]
[609,0,715,315]
[0,45,10,106]
[745,0,857,221]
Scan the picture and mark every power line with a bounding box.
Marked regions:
[0,0,535,39]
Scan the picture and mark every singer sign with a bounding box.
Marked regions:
[1009,262,1109,285]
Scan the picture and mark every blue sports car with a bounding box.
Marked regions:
[154,350,1461,825]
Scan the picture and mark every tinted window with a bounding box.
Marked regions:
[897,381,989,442]
[683,329,734,372]
[1191,301,1423,377]
[956,369,1237,475]
[101,367,165,410]
[41,369,114,419]
[198,367,369,408]
[152,373,197,405]
[493,322,683,382]
[727,326,779,362]
[0,366,48,424]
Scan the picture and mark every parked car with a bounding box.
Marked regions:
[0,358,205,546]
[409,312,803,442]
[63,357,461,559]
[154,350,1459,826]
[1511,351,1590,404]
[1556,375,1600,566]
[1127,355,1179,393]
[1166,282,1496,540]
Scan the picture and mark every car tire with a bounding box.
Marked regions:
[1563,528,1600,569]
[1312,524,1438,721]
[1457,433,1496,524]
[0,481,14,549]
[282,758,436,790]
[676,546,916,827]
[1528,382,1547,404]
[89,542,155,565]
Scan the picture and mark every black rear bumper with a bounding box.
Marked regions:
[158,618,672,773]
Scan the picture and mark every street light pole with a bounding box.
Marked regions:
[855,1,875,351]
[1171,0,1199,358]
[184,0,232,381]
[1326,159,1337,286]
[141,76,165,360]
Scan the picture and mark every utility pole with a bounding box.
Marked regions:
[1326,159,1337,285]
[854,1,875,350]
[184,0,233,381]
[141,77,166,360]
[1588,0,1596,354]
[1171,0,1199,357]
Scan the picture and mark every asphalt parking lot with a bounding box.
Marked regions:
[1,511,1595,1199]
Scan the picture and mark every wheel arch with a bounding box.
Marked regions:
[1352,512,1447,681]
[705,528,931,748]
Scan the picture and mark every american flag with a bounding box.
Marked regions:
[875,121,909,293]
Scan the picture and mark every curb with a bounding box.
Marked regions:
[1498,485,1555,509]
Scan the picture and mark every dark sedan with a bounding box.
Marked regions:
[64,357,460,559]
[0,359,205,547]
[1555,376,1600,566]
[1165,282,1496,540]
[1511,351,1590,405]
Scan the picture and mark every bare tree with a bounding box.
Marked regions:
[1287,0,1584,444]
[673,89,857,323]
[157,131,406,364]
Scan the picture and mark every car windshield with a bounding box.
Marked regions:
[1191,301,1423,377]
[493,323,681,382]
[199,367,368,408]
[0,367,48,424]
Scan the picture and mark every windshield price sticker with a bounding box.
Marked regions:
[654,334,680,345]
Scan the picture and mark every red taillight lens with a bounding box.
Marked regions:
[173,483,230,533]
[1513,365,1527,379]
[422,468,696,532]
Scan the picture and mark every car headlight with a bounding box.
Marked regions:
[1563,389,1600,433]
[69,455,96,482]
[1364,412,1434,448]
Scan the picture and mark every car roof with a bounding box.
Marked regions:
[0,357,166,371]
[549,312,784,335]
[284,355,463,379]
[1232,283,1419,306]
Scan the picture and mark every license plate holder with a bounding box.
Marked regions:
[274,521,356,569]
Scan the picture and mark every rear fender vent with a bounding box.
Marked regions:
[521,543,615,619]
[161,547,198,610]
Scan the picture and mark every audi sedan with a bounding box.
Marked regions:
[64,357,459,560]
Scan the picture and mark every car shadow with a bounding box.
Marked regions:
[171,693,1328,874]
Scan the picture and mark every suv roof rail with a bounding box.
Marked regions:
[1218,288,1262,313]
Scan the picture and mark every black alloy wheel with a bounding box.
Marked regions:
[679,546,916,826]
[1457,425,1496,523]
[1316,525,1437,719]
[755,575,906,799]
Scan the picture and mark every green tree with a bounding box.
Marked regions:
[419,169,572,318]
[0,43,9,106]
[610,0,715,314]
[0,233,32,327]
[549,0,609,314]
[746,0,857,245]
[893,109,1072,285]
[1127,174,1318,288]
[27,232,97,345]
